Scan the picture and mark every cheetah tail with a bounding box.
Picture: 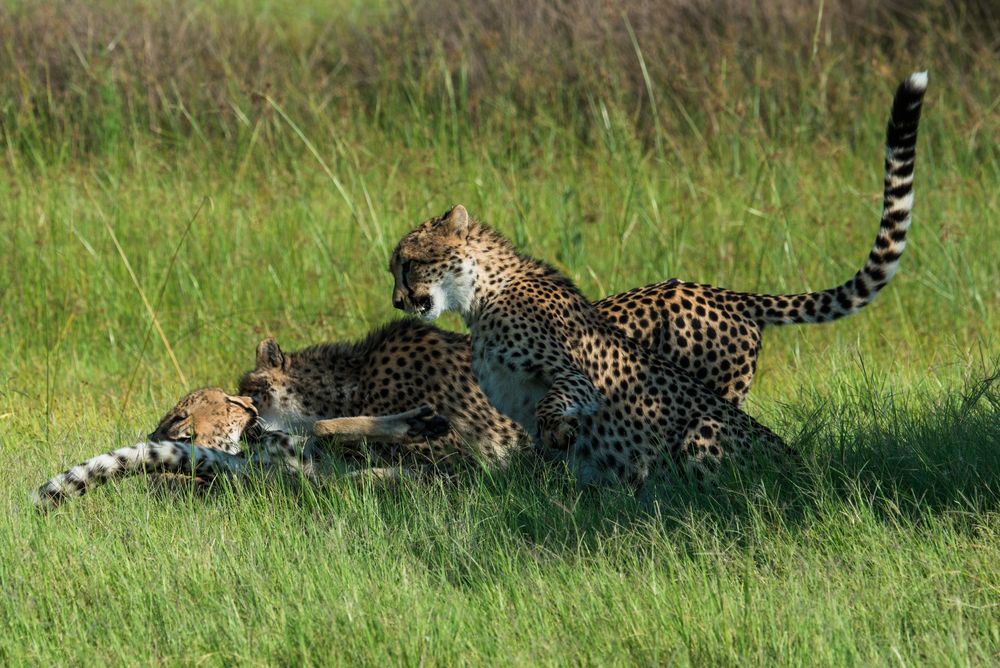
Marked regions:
[30,441,245,512]
[726,71,928,325]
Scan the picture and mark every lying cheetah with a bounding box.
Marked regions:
[31,388,449,510]
[238,326,526,473]
[388,73,927,485]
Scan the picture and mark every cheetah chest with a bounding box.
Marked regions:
[470,343,548,439]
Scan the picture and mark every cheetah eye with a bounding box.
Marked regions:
[166,424,193,442]
[171,418,194,441]
[163,414,188,432]
[401,260,414,289]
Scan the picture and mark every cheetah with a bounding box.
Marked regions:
[392,201,792,485]
[237,325,526,473]
[387,73,927,485]
[31,388,449,510]
[392,74,927,406]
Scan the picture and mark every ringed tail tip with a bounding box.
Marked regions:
[906,71,928,92]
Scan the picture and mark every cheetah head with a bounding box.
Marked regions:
[147,387,258,449]
[389,204,476,321]
[237,338,312,433]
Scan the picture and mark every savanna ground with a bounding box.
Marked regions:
[1,0,999,664]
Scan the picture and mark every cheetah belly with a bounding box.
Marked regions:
[472,355,548,439]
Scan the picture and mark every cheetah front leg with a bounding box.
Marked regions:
[313,406,450,444]
[535,368,603,453]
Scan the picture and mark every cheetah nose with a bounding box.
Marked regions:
[392,295,405,310]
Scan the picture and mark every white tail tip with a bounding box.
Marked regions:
[908,71,929,91]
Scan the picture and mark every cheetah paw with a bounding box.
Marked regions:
[403,405,451,440]
[538,414,578,452]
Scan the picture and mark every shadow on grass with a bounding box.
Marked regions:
[254,370,999,517]
[782,368,1000,518]
[371,369,1000,578]
[45,371,998,589]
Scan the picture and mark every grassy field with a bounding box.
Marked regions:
[1,1,999,665]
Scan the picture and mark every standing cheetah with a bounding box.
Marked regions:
[31,388,449,510]
[392,74,927,406]
[388,73,927,485]
[392,201,791,485]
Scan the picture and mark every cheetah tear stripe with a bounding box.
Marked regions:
[720,71,928,325]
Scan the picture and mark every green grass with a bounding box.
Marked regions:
[2,2,1000,664]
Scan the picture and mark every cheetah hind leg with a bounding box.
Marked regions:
[564,418,726,493]
[672,415,793,489]
[535,368,603,452]
[671,417,729,488]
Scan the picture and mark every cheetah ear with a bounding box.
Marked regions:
[226,395,258,415]
[256,338,285,369]
[442,204,470,234]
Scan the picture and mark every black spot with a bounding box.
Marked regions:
[867,266,886,282]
